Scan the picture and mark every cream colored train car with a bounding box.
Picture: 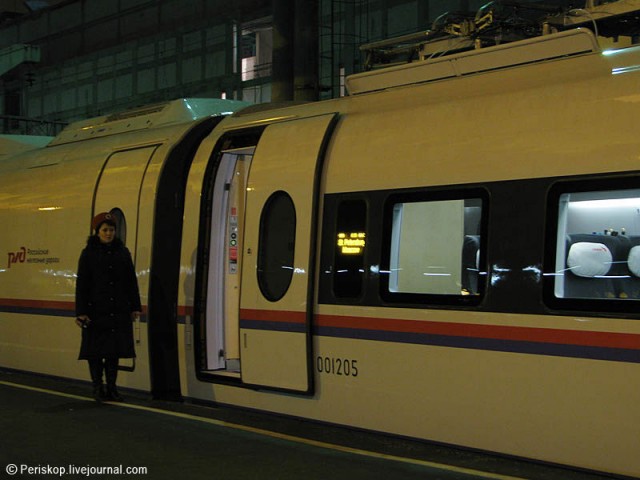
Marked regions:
[2,29,640,477]
[0,99,247,390]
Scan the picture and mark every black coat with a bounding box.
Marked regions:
[76,236,141,360]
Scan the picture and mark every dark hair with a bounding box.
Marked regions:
[94,219,116,232]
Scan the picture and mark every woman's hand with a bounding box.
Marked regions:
[75,315,90,328]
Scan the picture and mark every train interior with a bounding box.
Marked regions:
[555,188,640,299]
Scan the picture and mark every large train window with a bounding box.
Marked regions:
[257,191,296,301]
[333,199,367,298]
[381,194,484,303]
[550,185,640,303]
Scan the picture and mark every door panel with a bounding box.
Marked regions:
[93,145,157,372]
[239,114,338,393]
[94,146,158,254]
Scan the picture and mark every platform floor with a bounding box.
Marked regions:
[0,369,618,480]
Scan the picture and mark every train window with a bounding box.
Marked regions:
[108,207,127,244]
[382,196,483,301]
[333,199,367,298]
[551,187,640,302]
[257,191,296,302]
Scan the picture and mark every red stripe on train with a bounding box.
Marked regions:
[240,307,640,350]
[317,314,640,350]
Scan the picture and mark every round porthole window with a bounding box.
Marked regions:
[257,191,296,302]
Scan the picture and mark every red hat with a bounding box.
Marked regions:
[92,212,116,232]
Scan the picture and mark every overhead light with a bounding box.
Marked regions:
[570,198,640,208]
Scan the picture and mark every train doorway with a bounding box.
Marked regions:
[197,114,338,393]
[205,147,254,374]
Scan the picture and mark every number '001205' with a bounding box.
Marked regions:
[316,356,358,377]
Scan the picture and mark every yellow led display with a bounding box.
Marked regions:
[337,232,366,254]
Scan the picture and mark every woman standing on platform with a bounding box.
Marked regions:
[75,212,141,402]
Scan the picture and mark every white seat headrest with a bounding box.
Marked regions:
[567,242,612,278]
[628,246,640,277]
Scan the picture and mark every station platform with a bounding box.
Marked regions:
[0,369,618,480]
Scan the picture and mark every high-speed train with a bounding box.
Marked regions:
[2,25,640,477]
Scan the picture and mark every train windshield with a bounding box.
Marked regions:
[553,188,640,301]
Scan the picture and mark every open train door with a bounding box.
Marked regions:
[239,114,338,393]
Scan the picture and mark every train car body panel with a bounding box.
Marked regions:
[328,51,639,193]
[239,114,338,392]
[176,33,640,477]
[0,99,249,393]
[3,30,640,477]
[1,142,116,381]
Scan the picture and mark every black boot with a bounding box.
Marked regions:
[104,358,124,402]
[92,384,106,402]
[105,385,124,402]
[88,360,105,402]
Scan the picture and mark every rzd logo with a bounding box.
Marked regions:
[7,247,26,268]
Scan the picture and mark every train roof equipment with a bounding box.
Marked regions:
[48,98,249,146]
[353,0,640,94]
[348,28,600,94]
